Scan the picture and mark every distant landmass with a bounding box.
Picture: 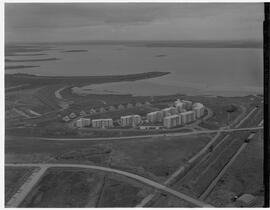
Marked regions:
[33,40,263,49]
[11,53,48,56]
[5,65,40,70]
[5,58,60,62]
[5,71,170,88]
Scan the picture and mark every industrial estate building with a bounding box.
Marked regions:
[120,115,142,127]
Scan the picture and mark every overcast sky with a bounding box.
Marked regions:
[5,3,264,43]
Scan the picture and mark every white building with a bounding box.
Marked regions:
[175,101,185,113]
[92,119,114,128]
[76,118,91,128]
[120,115,141,127]
[182,100,193,110]
[192,103,205,118]
[146,111,163,123]
[162,107,177,117]
[62,116,70,122]
[69,112,77,119]
[180,111,196,124]
[163,114,180,128]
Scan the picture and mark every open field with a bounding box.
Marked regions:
[20,168,105,207]
[96,173,153,207]
[6,134,210,180]
[20,167,153,207]
[5,166,36,203]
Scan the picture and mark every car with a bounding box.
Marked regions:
[244,138,250,143]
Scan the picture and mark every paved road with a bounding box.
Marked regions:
[5,163,212,208]
[10,126,262,142]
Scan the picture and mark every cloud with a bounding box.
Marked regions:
[5,3,263,42]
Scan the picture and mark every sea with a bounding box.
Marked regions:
[5,43,263,97]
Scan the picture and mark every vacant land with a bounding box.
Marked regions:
[97,173,153,207]
[5,166,36,203]
[206,130,264,207]
[21,168,105,207]
[6,134,210,180]
[20,167,152,207]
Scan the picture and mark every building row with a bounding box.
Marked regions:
[163,111,196,128]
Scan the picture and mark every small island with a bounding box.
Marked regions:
[62,50,88,53]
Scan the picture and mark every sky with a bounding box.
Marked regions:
[5,3,264,43]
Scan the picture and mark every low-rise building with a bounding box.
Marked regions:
[89,108,96,114]
[76,118,91,127]
[118,104,125,110]
[80,110,87,116]
[62,116,70,122]
[120,115,141,127]
[139,125,163,130]
[126,103,133,109]
[144,101,151,106]
[192,102,205,118]
[135,102,142,107]
[99,107,106,113]
[180,111,196,124]
[235,194,257,207]
[69,112,77,119]
[163,114,180,128]
[108,105,116,111]
[92,118,114,128]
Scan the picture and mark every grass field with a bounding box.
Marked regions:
[97,173,153,207]
[5,166,36,203]
[6,134,210,181]
[21,168,105,207]
[21,168,152,207]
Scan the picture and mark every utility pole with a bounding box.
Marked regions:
[263,3,269,208]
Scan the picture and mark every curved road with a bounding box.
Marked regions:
[6,163,212,208]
